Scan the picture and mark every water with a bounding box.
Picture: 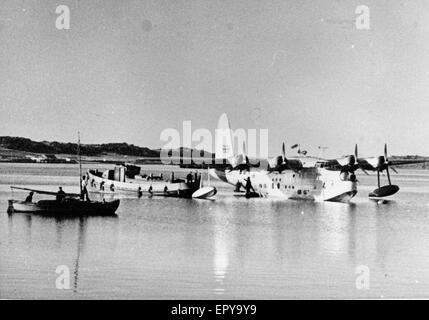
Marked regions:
[1,163,429,299]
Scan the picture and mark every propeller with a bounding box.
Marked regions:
[354,144,358,162]
[282,142,286,164]
[267,142,288,172]
[243,141,249,165]
[267,142,302,173]
[340,144,358,171]
[384,143,392,184]
[355,144,369,175]
[275,142,288,171]
[242,141,260,168]
[384,143,388,162]
[382,143,397,173]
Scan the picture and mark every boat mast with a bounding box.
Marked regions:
[78,131,82,194]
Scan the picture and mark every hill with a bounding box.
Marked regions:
[0,136,214,164]
[0,136,160,158]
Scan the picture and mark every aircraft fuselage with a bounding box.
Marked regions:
[210,166,357,202]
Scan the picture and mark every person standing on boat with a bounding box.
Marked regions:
[56,187,66,202]
[25,192,34,202]
[186,171,193,183]
[245,177,255,196]
[81,175,90,201]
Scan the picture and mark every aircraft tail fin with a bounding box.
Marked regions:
[215,113,234,161]
[215,113,244,167]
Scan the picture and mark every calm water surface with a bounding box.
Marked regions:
[1,163,429,299]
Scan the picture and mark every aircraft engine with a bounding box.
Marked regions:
[268,156,282,168]
[377,156,385,169]
[337,155,355,167]
[348,155,356,166]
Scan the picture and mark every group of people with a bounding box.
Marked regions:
[24,175,91,203]
[186,171,200,184]
[24,188,67,203]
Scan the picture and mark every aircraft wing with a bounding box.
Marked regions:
[316,157,358,172]
[356,158,429,171]
[387,159,429,166]
[316,159,342,169]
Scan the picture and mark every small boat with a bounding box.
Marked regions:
[192,187,217,199]
[87,164,201,198]
[7,133,120,216]
[7,187,120,216]
[192,168,217,200]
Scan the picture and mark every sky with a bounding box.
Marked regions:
[1,0,429,158]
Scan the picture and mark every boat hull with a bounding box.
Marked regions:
[7,199,120,216]
[87,170,199,198]
[192,186,217,199]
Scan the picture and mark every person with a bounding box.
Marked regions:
[25,192,34,203]
[186,171,193,183]
[81,175,90,201]
[56,187,66,202]
[245,177,255,196]
[234,182,242,192]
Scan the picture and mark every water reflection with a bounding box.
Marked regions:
[212,204,233,295]
[5,212,118,295]
[7,212,33,247]
[7,213,14,245]
[318,202,358,258]
[347,205,357,265]
[55,217,65,248]
[73,217,87,293]
[25,214,32,241]
[374,200,398,270]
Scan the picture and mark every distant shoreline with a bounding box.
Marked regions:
[1,136,429,169]
[0,135,212,167]
[1,152,428,170]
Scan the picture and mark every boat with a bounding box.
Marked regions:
[7,187,120,216]
[87,164,201,198]
[192,187,217,199]
[7,133,120,216]
[192,168,217,200]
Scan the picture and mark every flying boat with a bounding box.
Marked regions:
[209,113,428,202]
